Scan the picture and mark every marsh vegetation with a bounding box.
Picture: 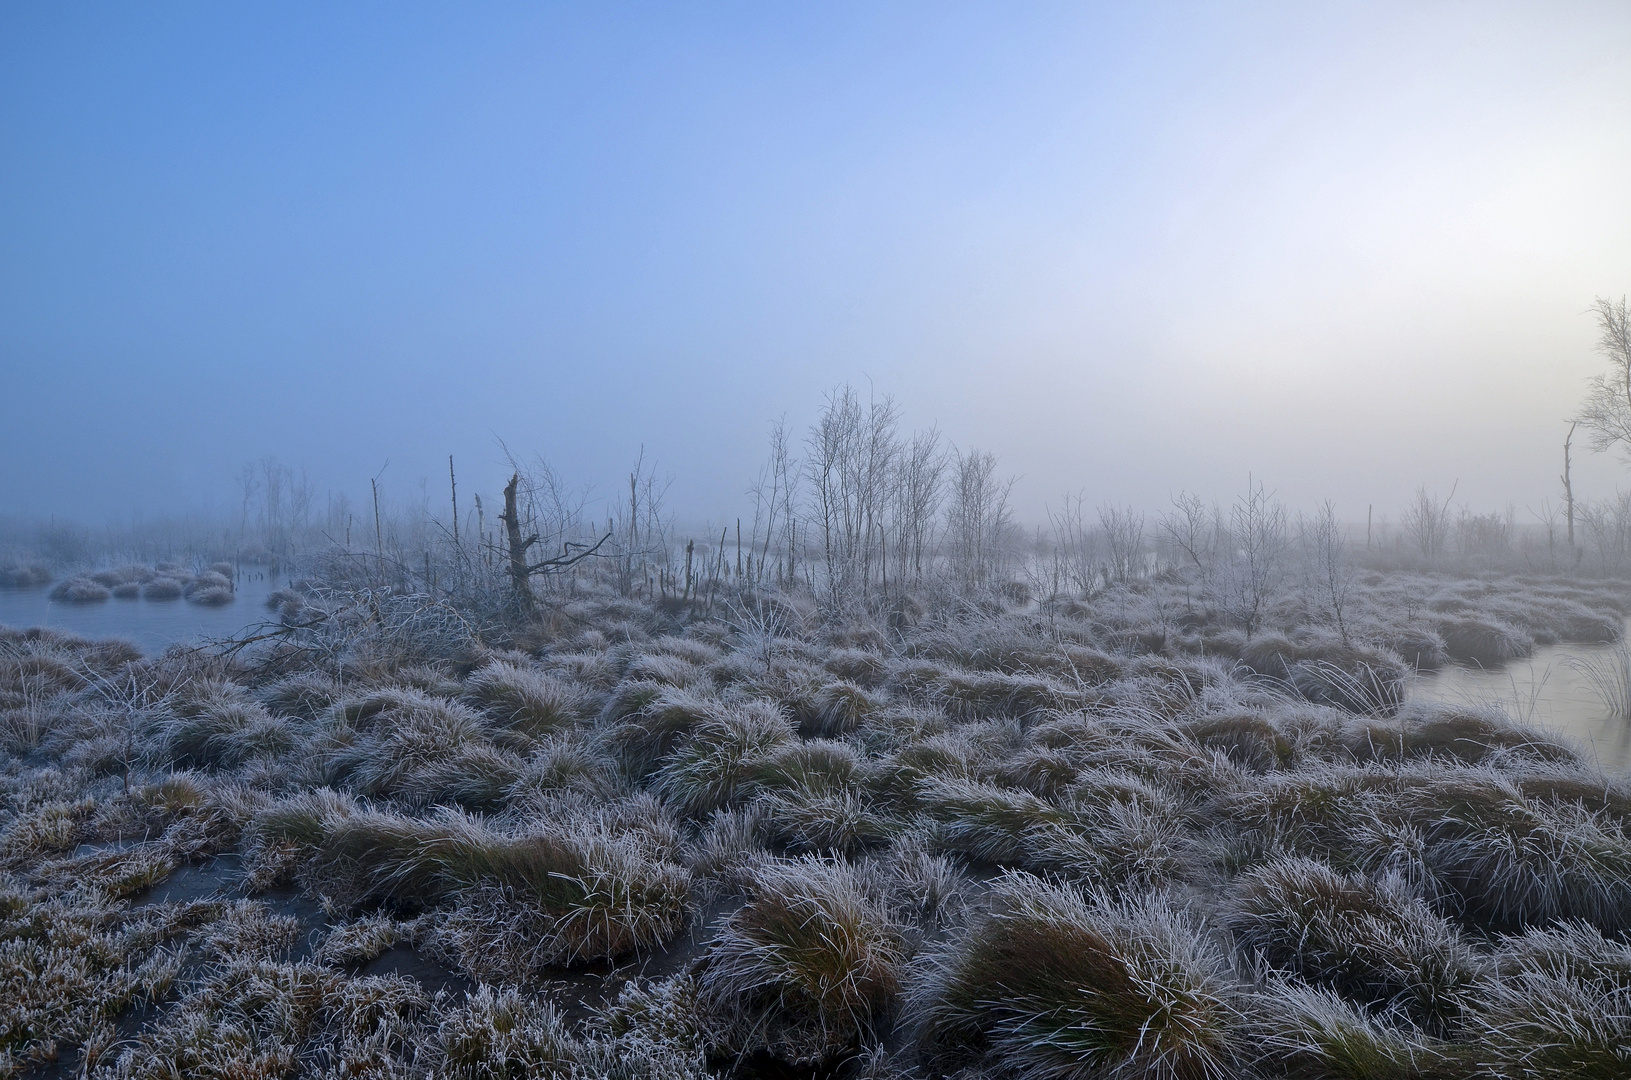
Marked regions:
[4,391,1631,1078]
[3,540,1630,1079]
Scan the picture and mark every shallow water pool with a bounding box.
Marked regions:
[1409,631,1631,771]
[0,571,286,654]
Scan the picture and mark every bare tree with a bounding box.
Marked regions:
[260,456,286,554]
[1217,479,1286,640]
[804,386,900,603]
[1454,506,1513,562]
[892,427,945,586]
[1579,491,1631,573]
[1048,491,1097,597]
[1401,483,1456,562]
[1299,501,1354,645]
[1158,492,1218,575]
[746,419,795,587]
[945,447,1015,591]
[1098,504,1145,585]
[1576,295,1631,458]
[492,452,608,610]
[1530,499,1561,571]
[235,464,260,549]
[289,467,315,544]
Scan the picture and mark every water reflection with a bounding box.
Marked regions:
[0,571,285,654]
[1410,631,1631,771]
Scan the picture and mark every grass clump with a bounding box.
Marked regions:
[915,775,1063,865]
[695,856,905,1064]
[1182,711,1294,772]
[0,564,51,589]
[434,829,692,978]
[434,982,708,1080]
[1027,796,1197,892]
[1251,979,1455,1080]
[193,899,303,961]
[1223,856,1479,1027]
[624,651,708,688]
[601,684,716,779]
[315,913,402,966]
[926,666,1077,722]
[462,659,586,735]
[257,672,345,721]
[1465,959,1631,1079]
[804,679,882,737]
[49,577,111,603]
[508,730,623,801]
[653,699,793,818]
[1489,919,1631,987]
[258,798,692,971]
[1434,616,1533,666]
[757,787,896,855]
[141,577,185,600]
[1398,772,1631,933]
[110,959,427,1079]
[1346,705,1576,766]
[1451,918,1631,1079]
[322,690,522,809]
[34,842,178,900]
[0,887,186,1070]
[747,737,867,794]
[912,872,1244,1080]
[148,680,293,768]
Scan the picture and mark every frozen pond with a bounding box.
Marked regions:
[0,571,286,654]
[1410,632,1631,771]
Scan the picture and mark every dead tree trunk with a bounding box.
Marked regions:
[494,471,615,617]
[499,472,534,612]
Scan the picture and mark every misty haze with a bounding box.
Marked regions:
[3,5,1631,1079]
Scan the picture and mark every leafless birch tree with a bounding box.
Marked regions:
[1576,295,1631,459]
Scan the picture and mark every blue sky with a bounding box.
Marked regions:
[3,2,1630,526]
